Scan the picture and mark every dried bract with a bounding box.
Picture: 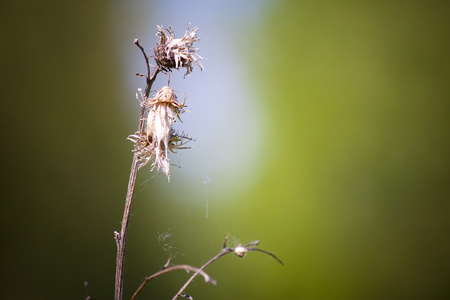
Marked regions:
[154,24,204,77]
[128,87,191,181]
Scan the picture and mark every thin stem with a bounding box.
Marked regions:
[114,40,161,300]
[134,39,156,98]
[248,248,285,266]
[84,281,91,300]
[130,264,217,300]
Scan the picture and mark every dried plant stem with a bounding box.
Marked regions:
[130,264,217,300]
[114,39,161,300]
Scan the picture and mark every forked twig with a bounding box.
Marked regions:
[130,264,217,300]
[172,235,284,300]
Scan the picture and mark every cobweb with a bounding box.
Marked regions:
[157,228,179,257]
[202,174,213,218]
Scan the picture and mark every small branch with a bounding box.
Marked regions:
[222,233,229,249]
[130,264,217,300]
[247,248,285,266]
[134,39,150,77]
[134,39,159,97]
[172,235,284,300]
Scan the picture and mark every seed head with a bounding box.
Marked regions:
[128,87,192,181]
[154,24,204,77]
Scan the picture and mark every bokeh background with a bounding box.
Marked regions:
[1,0,449,299]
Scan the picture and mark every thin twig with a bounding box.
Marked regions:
[114,40,161,300]
[130,264,217,300]
[84,281,91,300]
[134,39,156,97]
[247,248,285,266]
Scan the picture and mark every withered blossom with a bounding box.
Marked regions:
[128,86,192,181]
[154,24,204,76]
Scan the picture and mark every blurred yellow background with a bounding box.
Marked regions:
[1,1,449,299]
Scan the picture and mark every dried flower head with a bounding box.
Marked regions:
[154,24,204,76]
[234,246,248,258]
[128,87,192,181]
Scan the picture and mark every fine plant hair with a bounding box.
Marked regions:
[104,24,284,300]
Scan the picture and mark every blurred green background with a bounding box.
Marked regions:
[1,0,449,299]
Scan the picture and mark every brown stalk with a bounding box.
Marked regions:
[114,39,161,300]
